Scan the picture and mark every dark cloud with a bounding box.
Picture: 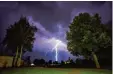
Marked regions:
[91,1,106,6]
[0,1,111,33]
[0,1,112,61]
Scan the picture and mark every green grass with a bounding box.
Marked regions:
[1,67,112,74]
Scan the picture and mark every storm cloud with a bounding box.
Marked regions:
[0,1,112,61]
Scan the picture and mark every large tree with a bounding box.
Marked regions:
[66,13,111,68]
[2,16,38,67]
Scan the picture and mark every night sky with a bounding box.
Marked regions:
[0,1,112,62]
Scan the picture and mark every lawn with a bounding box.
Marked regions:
[0,67,112,74]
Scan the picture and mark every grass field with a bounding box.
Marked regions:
[0,67,112,74]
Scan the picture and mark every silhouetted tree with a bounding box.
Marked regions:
[66,13,111,68]
[45,62,48,66]
[48,60,52,64]
[61,60,65,65]
[53,61,58,64]
[33,59,39,66]
[40,59,45,65]
[2,16,38,67]
[33,59,45,66]
[76,58,82,65]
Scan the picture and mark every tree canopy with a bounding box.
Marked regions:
[66,13,111,68]
[2,16,38,67]
[3,16,37,53]
[66,13,111,57]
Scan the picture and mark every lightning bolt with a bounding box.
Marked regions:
[45,38,66,61]
[51,40,61,61]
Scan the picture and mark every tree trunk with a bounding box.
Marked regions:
[92,51,100,68]
[13,47,19,67]
[12,55,15,67]
[18,45,23,67]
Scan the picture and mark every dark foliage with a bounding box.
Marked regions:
[40,59,46,64]
[48,60,52,64]
[26,56,31,66]
[61,60,65,65]
[53,61,58,64]
[33,59,45,66]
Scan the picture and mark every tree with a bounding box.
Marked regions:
[40,59,45,65]
[2,16,38,67]
[66,13,111,68]
[33,59,39,66]
[48,60,52,64]
[53,61,58,64]
[61,60,65,65]
[76,58,82,65]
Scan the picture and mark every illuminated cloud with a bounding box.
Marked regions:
[0,1,111,61]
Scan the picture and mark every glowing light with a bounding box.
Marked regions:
[47,38,67,50]
[45,37,67,61]
[51,40,61,61]
[31,63,35,66]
